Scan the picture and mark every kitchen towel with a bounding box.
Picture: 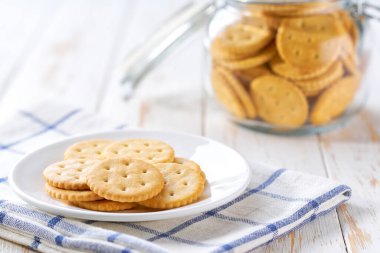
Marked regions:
[0,101,351,253]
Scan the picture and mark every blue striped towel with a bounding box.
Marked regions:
[0,101,351,253]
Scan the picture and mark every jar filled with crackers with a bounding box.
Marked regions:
[207,0,374,134]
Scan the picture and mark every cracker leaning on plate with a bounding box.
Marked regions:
[42,139,207,212]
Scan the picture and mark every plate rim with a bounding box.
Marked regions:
[9,129,251,222]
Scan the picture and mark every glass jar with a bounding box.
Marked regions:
[119,0,379,134]
[205,0,377,134]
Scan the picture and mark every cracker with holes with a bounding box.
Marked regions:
[43,159,99,190]
[252,2,338,17]
[86,158,164,202]
[241,14,282,31]
[277,15,345,69]
[211,23,274,60]
[310,76,358,125]
[45,183,103,202]
[218,42,277,70]
[139,163,205,209]
[212,67,256,119]
[211,67,247,118]
[294,61,344,97]
[69,200,137,212]
[234,66,271,85]
[103,139,174,163]
[174,157,206,181]
[270,55,332,81]
[64,139,112,160]
[250,75,308,127]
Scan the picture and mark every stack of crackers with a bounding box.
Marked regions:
[210,1,360,127]
[43,139,206,212]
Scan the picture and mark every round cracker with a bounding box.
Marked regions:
[45,183,102,202]
[43,159,99,190]
[64,140,112,160]
[211,23,274,60]
[234,66,271,84]
[218,42,277,70]
[250,75,308,127]
[211,68,247,118]
[342,54,360,76]
[294,61,344,97]
[277,15,345,69]
[69,200,137,212]
[86,158,164,202]
[103,139,175,164]
[173,157,206,181]
[270,55,332,81]
[337,10,359,48]
[214,67,256,118]
[139,163,204,209]
[310,77,359,125]
[251,2,338,17]
[241,14,282,31]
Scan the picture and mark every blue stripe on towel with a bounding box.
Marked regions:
[30,236,41,250]
[213,184,351,253]
[122,223,212,247]
[48,215,64,228]
[107,233,121,242]
[55,235,64,246]
[257,191,311,202]
[0,212,5,223]
[211,213,264,226]
[0,109,79,151]
[20,111,69,136]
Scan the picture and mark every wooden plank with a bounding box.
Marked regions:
[0,0,132,118]
[319,33,380,253]
[203,100,348,252]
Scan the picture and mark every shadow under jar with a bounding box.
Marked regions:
[206,0,376,135]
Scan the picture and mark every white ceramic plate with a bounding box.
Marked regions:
[9,129,251,222]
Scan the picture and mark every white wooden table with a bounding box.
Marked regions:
[0,0,379,252]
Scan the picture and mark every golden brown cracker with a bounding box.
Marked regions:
[211,23,274,60]
[234,66,271,84]
[45,183,102,202]
[211,68,247,118]
[277,15,345,69]
[215,67,257,118]
[64,140,112,160]
[86,158,164,202]
[294,61,344,97]
[310,77,358,125]
[139,163,204,209]
[251,2,338,17]
[218,42,277,70]
[250,75,308,127]
[241,13,282,31]
[69,200,137,212]
[270,55,331,81]
[103,139,175,164]
[342,54,360,76]
[174,157,206,181]
[43,159,99,190]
